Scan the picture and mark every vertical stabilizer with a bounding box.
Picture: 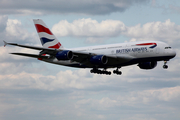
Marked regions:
[33,19,63,49]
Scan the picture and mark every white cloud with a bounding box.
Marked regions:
[0,16,42,75]
[0,61,180,120]
[52,18,180,46]
[0,15,8,32]
[125,19,180,42]
[146,86,180,101]
[52,18,126,37]
[0,16,38,46]
[5,19,37,44]
[5,19,31,40]
[169,4,180,14]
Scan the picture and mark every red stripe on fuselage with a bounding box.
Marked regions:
[136,43,157,46]
[35,24,53,35]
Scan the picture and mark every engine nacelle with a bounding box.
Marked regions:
[56,50,73,60]
[138,61,157,69]
[90,55,108,65]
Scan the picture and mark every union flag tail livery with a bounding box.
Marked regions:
[33,19,63,49]
[4,19,176,76]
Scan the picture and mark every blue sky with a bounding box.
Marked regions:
[0,0,180,120]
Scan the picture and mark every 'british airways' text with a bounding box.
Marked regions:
[116,47,148,54]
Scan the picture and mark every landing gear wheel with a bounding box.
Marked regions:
[163,65,168,69]
[107,71,111,75]
[90,68,111,75]
[163,61,169,69]
[117,71,122,75]
[113,70,122,75]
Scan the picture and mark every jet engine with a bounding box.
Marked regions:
[90,55,108,65]
[138,61,157,69]
[56,50,73,60]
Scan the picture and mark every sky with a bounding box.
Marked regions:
[0,0,180,120]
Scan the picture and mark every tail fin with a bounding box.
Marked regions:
[33,19,63,49]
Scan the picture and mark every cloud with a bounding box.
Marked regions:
[76,86,180,110]
[0,16,38,46]
[151,1,180,15]
[0,16,8,32]
[5,19,35,42]
[0,16,41,73]
[0,16,43,75]
[168,4,180,14]
[0,64,180,120]
[0,57,180,120]
[126,19,180,49]
[0,0,150,15]
[126,19,180,41]
[52,18,180,46]
[52,18,126,37]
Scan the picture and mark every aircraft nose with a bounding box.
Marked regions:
[172,49,176,58]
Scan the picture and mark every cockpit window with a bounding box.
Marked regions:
[165,47,171,49]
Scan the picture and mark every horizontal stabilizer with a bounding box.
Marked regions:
[3,41,7,47]
[10,53,49,59]
[4,41,63,52]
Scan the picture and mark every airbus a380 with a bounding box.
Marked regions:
[4,19,176,75]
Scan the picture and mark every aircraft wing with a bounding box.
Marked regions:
[70,51,133,66]
[4,41,132,66]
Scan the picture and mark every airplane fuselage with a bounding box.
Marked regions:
[42,40,176,69]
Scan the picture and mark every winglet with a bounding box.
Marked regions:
[3,41,7,47]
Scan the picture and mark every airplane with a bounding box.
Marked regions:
[4,19,176,75]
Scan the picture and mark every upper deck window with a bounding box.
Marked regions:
[165,47,171,49]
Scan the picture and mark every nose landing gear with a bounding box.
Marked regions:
[163,61,168,69]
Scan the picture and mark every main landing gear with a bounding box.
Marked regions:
[90,68,111,75]
[90,67,122,75]
[113,68,122,75]
[163,61,168,69]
